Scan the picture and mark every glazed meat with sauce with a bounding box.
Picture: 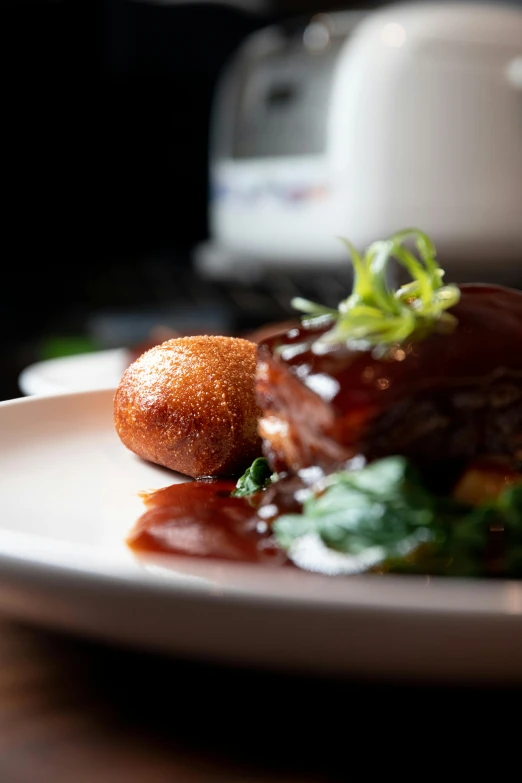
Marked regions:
[256,284,522,477]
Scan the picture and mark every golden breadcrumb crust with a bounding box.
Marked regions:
[114,336,262,478]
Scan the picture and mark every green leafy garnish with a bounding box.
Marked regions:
[274,457,438,573]
[232,457,275,497]
[271,457,522,577]
[232,455,522,576]
[291,228,461,350]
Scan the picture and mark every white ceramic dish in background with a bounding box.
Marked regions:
[208,3,522,279]
[2,388,522,684]
[18,348,129,396]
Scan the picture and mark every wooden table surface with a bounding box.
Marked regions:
[0,613,519,782]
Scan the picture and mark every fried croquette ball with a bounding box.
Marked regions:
[114,335,263,478]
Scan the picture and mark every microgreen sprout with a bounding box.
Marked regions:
[291,229,461,350]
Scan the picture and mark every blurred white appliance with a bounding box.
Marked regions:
[195,2,522,283]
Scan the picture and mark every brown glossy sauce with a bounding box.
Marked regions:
[127,479,290,566]
[260,284,522,409]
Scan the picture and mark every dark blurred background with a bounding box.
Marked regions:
[1,0,371,400]
[1,0,521,401]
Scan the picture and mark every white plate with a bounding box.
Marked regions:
[2,389,522,684]
[18,348,129,396]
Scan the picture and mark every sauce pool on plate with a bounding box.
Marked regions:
[127,479,290,566]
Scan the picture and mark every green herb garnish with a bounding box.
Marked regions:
[233,455,522,577]
[274,457,438,574]
[291,228,461,350]
[273,458,522,577]
[231,457,275,497]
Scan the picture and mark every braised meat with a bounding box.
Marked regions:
[256,284,522,477]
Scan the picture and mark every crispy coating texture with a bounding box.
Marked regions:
[114,336,262,478]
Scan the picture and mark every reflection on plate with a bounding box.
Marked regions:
[2,388,522,683]
[18,349,130,396]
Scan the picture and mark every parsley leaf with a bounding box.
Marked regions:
[231,457,275,497]
[274,457,437,573]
